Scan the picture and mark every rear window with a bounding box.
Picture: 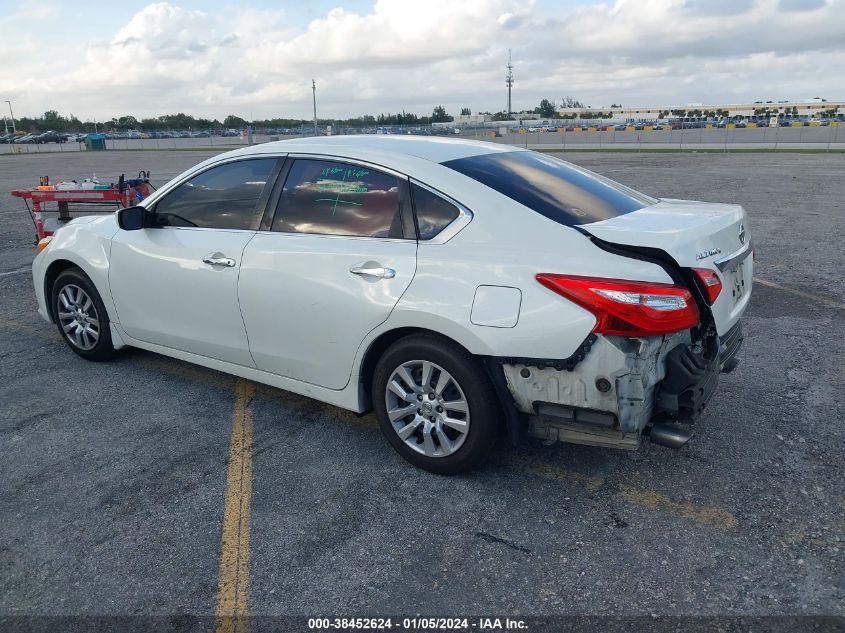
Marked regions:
[442,151,656,226]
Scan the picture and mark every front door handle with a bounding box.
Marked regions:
[350,264,396,279]
[202,253,236,267]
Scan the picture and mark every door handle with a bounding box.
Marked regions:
[350,265,396,279]
[202,253,236,267]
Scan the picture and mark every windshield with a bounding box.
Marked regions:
[442,151,657,226]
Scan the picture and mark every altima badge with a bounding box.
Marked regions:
[696,247,722,260]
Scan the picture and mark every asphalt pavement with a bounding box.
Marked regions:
[0,148,842,630]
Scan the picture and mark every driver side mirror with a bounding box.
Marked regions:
[117,205,148,231]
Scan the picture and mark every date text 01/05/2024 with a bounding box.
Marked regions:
[307,617,528,630]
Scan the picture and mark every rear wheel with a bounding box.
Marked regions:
[51,268,118,361]
[373,334,501,474]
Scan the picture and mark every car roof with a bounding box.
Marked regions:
[227,134,518,164]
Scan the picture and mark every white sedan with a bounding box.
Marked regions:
[32,136,752,473]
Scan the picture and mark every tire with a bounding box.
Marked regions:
[372,334,501,474]
[51,268,118,361]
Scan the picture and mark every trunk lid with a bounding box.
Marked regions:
[579,198,753,335]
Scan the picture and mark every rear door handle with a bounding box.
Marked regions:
[349,265,396,279]
[203,253,236,267]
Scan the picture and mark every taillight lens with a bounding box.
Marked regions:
[692,268,722,305]
[536,274,700,336]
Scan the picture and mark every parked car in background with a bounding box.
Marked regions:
[35,131,68,143]
[33,136,752,473]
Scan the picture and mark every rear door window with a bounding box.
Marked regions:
[272,159,405,238]
[442,151,656,226]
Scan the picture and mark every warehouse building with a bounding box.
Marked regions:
[557,99,843,121]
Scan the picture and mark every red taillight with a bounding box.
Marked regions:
[692,268,722,305]
[536,274,700,336]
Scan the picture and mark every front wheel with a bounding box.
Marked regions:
[372,334,501,474]
[51,268,118,361]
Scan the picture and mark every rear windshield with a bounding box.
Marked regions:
[442,151,656,226]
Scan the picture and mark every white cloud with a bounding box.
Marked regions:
[0,0,843,121]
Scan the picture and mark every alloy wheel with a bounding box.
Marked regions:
[384,360,471,458]
[57,284,100,351]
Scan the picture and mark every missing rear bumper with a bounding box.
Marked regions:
[498,324,729,451]
[719,321,743,373]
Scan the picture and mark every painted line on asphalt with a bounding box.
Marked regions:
[615,485,737,529]
[0,316,55,338]
[754,277,845,310]
[503,454,737,530]
[0,267,30,277]
[503,454,604,492]
[215,379,257,633]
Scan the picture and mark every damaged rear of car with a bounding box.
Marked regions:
[443,150,752,452]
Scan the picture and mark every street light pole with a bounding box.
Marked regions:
[312,79,318,136]
[5,100,16,134]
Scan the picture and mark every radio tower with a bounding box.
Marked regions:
[506,50,514,117]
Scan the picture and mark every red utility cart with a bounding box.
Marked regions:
[11,173,152,243]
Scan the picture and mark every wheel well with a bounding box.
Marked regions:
[358,327,473,411]
[43,260,81,322]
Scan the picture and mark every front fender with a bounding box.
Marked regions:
[37,216,120,323]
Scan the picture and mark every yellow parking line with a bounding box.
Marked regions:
[505,454,737,529]
[137,356,234,388]
[215,379,256,633]
[503,454,604,491]
[616,485,737,529]
[754,277,845,310]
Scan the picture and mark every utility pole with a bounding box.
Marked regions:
[5,100,16,134]
[312,79,318,136]
[506,50,514,118]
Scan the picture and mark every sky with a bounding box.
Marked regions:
[1,0,843,122]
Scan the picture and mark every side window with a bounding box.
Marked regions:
[272,159,404,238]
[153,159,276,230]
[411,183,460,240]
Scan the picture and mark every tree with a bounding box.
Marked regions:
[538,98,557,118]
[223,115,247,129]
[460,107,471,116]
[431,105,452,123]
[560,96,584,108]
[116,115,138,130]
